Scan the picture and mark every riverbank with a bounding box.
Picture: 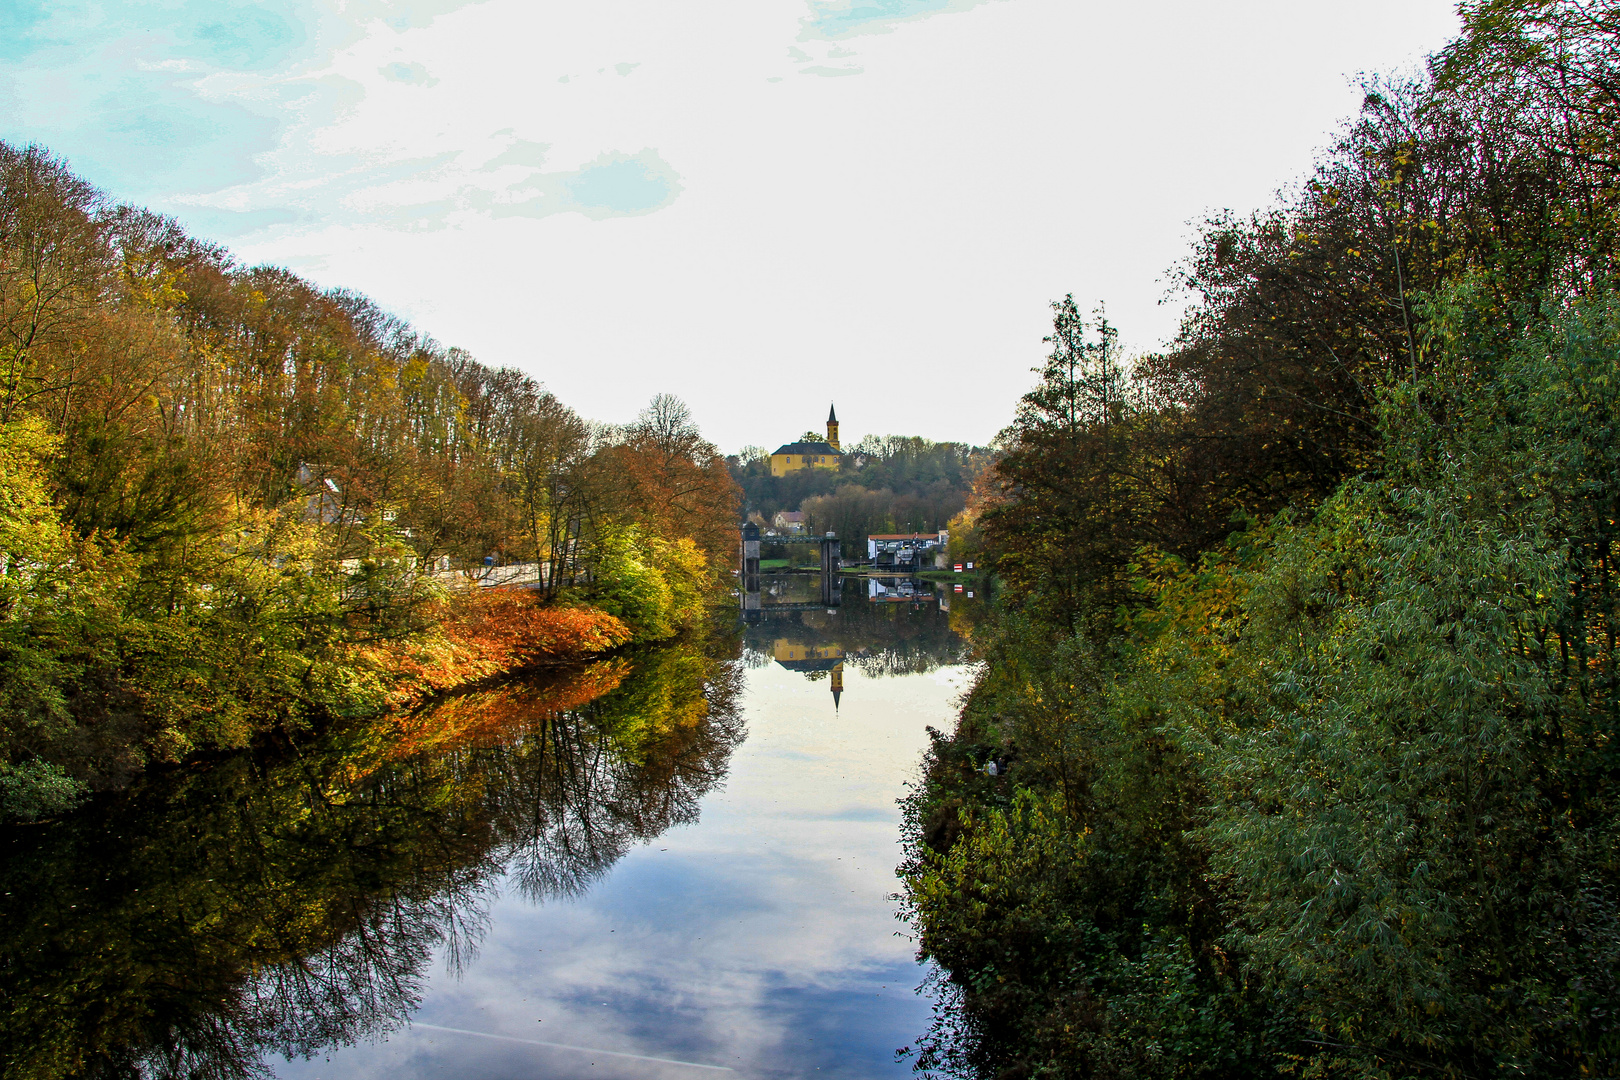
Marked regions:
[359,588,633,710]
[0,577,641,822]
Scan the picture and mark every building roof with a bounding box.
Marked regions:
[828,402,837,423]
[775,657,843,673]
[868,533,934,540]
[772,440,840,456]
[773,511,805,522]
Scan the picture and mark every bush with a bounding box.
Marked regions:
[0,759,84,820]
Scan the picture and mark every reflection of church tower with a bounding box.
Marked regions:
[831,661,843,710]
[826,403,840,452]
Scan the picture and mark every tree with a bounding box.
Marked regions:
[612,394,739,572]
[983,297,1140,629]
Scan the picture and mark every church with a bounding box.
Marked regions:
[769,404,843,478]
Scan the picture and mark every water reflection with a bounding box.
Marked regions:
[744,575,982,687]
[7,581,983,1080]
[0,638,743,1080]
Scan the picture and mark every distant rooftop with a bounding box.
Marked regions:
[773,440,840,456]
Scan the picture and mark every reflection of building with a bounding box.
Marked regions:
[769,404,843,478]
[868,577,926,602]
[773,639,846,709]
[773,639,845,669]
[867,531,947,570]
[741,579,967,685]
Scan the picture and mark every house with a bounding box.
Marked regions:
[866,531,946,570]
[771,510,806,534]
[769,404,843,478]
[296,463,355,525]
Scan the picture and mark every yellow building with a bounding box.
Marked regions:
[772,640,845,709]
[772,640,845,666]
[769,404,843,478]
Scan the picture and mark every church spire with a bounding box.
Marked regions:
[826,403,840,451]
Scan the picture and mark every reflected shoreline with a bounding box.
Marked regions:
[3,582,982,1080]
[742,573,984,691]
[0,635,746,1080]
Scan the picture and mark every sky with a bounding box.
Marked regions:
[1,0,1462,453]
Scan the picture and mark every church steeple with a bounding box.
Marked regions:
[831,661,843,710]
[826,403,840,451]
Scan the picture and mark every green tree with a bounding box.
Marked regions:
[983,297,1139,630]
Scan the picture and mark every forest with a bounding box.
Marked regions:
[0,146,738,821]
[730,434,991,551]
[901,2,1620,1077]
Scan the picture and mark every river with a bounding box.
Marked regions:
[0,576,986,1080]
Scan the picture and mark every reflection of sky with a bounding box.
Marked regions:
[270,660,970,1079]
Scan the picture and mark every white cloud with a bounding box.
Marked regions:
[5,0,1462,453]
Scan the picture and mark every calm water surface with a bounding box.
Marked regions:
[277,583,973,1080]
[0,576,984,1080]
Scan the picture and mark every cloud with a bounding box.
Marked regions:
[0,0,473,208]
[798,0,1010,41]
[785,0,1008,77]
[184,138,684,235]
[482,136,551,171]
[1,0,999,241]
[448,146,682,223]
[181,2,308,70]
[177,204,303,235]
[0,0,308,68]
[559,151,679,217]
[380,60,438,86]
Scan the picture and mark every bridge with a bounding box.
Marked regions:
[740,522,840,621]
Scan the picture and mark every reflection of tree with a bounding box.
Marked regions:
[136,878,484,1080]
[742,578,971,680]
[0,636,744,1080]
[491,649,746,903]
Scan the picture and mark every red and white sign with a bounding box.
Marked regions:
[953,564,962,572]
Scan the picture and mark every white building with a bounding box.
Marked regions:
[866,530,947,570]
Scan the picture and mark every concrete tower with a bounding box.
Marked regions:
[826,403,840,451]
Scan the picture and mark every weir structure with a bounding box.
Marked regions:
[739,521,841,622]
